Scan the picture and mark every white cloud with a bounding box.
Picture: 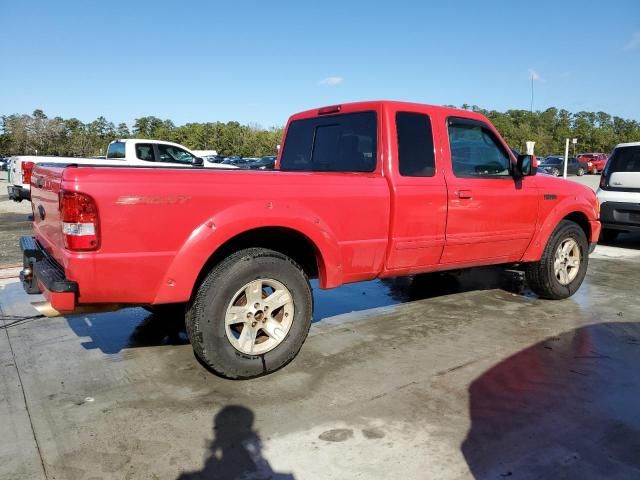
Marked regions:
[528,69,541,81]
[624,32,640,51]
[318,76,344,87]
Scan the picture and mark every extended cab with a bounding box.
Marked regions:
[6,139,232,202]
[21,101,601,378]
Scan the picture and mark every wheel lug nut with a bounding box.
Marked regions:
[254,303,260,309]
[251,321,257,327]
[247,312,252,318]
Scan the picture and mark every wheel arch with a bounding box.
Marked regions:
[522,202,596,262]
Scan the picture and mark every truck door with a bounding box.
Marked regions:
[441,117,538,265]
[385,111,448,272]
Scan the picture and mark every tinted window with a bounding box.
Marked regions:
[280,111,377,172]
[396,112,435,177]
[448,120,510,177]
[157,144,195,164]
[607,146,640,173]
[135,143,156,162]
[106,141,125,159]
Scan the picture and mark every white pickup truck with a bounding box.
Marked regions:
[7,139,235,202]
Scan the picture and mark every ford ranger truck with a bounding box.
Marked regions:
[21,101,601,379]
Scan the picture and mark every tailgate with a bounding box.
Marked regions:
[30,165,67,260]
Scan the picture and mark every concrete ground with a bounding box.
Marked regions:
[2,169,640,479]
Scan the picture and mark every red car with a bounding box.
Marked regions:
[577,153,607,174]
[22,101,601,378]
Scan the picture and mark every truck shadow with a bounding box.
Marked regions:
[65,266,526,354]
[598,231,640,250]
[461,322,640,479]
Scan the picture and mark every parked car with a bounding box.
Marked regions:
[0,157,8,171]
[577,153,607,174]
[6,139,235,202]
[22,101,600,379]
[248,156,277,170]
[597,142,640,242]
[539,156,587,176]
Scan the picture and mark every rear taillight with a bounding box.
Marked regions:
[600,171,608,189]
[59,191,100,251]
[22,161,35,185]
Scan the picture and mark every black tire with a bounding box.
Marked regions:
[577,167,585,176]
[525,220,589,300]
[552,168,560,177]
[600,228,619,243]
[185,248,312,379]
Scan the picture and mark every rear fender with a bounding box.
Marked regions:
[521,196,599,262]
[152,200,342,304]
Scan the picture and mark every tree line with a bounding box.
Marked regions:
[0,110,283,158]
[1,106,639,158]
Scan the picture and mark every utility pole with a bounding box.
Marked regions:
[564,139,570,179]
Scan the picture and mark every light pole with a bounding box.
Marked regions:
[563,139,570,179]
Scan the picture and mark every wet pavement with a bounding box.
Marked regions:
[1,241,640,479]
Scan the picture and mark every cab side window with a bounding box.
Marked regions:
[448,119,511,178]
[157,145,195,164]
[135,144,156,162]
[396,112,435,177]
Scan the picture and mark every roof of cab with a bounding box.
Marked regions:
[288,100,491,123]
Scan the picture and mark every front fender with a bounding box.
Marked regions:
[152,200,343,304]
[521,195,599,262]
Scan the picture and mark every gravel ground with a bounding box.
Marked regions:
[0,172,33,266]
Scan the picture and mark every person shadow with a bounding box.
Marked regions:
[177,405,295,480]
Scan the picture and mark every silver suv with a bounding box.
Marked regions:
[597,142,640,242]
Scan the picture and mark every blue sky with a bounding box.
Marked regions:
[1,0,639,127]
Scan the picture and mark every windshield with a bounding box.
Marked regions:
[543,158,562,165]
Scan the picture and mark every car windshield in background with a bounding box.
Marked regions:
[106,141,125,159]
[543,158,563,165]
[607,146,640,172]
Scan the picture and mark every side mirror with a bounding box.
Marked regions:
[514,154,537,178]
[193,157,204,167]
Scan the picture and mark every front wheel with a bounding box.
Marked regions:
[186,248,313,379]
[552,168,561,177]
[525,220,588,299]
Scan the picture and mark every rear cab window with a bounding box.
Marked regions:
[280,111,377,172]
[106,141,126,159]
[607,146,640,173]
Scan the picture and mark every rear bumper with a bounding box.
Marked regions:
[20,236,78,312]
[600,202,640,232]
[7,185,30,201]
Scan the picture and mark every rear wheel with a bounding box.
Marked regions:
[552,168,561,177]
[577,167,585,176]
[186,248,312,379]
[525,220,588,299]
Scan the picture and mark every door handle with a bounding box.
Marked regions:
[455,189,472,199]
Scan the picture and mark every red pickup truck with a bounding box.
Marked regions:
[21,101,601,378]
